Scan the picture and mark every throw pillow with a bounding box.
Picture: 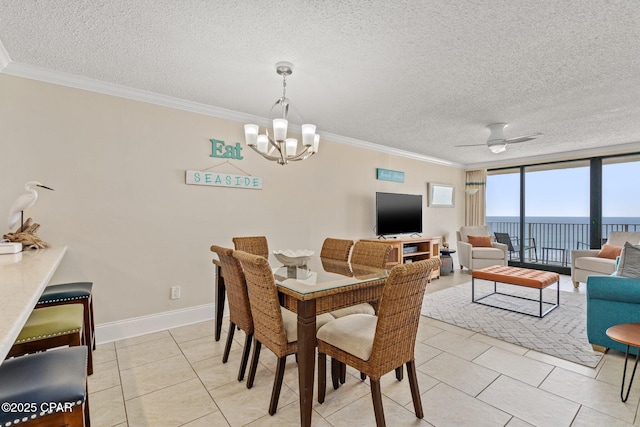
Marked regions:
[616,241,640,278]
[596,244,623,259]
[467,235,492,247]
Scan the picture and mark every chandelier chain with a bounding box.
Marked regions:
[282,74,287,99]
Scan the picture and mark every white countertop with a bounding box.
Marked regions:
[0,246,67,361]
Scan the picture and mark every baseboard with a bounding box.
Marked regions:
[95,303,217,345]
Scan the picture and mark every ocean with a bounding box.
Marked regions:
[487,216,640,225]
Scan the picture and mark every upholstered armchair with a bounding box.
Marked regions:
[456,225,508,272]
[571,231,640,288]
[586,274,640,353]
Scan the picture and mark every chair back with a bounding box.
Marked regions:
[320,238,354,261]
[210,245,253,333]
[459,225,491,242]
[494,232,515,251]
[232,236,269,259]
[350,241,392,268]
[607,232,640,247]
[232,250,289,356]
[370,258,440,373]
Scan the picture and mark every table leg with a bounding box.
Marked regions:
[539,288,543,318]
[214,264,226,342]
[297,299,317,427]
[620,345,640,402]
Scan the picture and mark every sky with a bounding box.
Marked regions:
[486,160,640,218]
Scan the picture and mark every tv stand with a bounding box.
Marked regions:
[360,236,441,280]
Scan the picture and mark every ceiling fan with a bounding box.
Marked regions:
[456,123,544,153]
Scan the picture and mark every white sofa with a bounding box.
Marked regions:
[456,225,508,272]
[571,231,640,287]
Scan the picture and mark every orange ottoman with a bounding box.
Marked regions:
[471,265,560,318]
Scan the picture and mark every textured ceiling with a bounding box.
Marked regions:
[1,0,640,167]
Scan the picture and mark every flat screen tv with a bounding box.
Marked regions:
[375,192,423,236]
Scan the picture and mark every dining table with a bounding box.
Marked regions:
[212,255,388,426]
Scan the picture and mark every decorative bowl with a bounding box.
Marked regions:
[273,249,314,267]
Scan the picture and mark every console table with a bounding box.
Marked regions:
[0,246,67,361]
[360,236,441,280]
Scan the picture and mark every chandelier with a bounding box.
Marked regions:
[243,62,319,165]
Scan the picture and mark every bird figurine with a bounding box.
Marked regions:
[8,181,55,232]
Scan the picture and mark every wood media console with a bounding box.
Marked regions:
[360,236,441,280]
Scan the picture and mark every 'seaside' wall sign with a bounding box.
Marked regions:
[186,170,263,190]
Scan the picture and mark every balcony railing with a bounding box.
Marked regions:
[487,221,640,266]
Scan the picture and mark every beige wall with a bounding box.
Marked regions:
[0,74,465,332]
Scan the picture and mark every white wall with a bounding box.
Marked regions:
[0,74,465,340]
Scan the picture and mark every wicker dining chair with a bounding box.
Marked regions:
[232,250,333,416]
[232,236,269,259]
[330,241,392,319]
[316,258,440,427]
[320,238,354,261]
[350,241,392,269]
[210,245,254,381]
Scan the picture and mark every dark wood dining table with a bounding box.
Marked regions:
[213,256,388,426]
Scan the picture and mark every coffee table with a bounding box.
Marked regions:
[606,323,640,402]
[471,265,560,318]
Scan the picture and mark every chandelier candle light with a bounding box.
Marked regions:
[244,62,319,165]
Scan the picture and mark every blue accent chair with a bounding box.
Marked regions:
[586,275,640,354]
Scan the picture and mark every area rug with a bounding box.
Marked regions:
[421,281,603,367]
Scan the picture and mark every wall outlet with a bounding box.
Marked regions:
[170,286,181,300]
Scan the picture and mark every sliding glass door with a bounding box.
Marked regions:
[602,155,640,236]
[486,168,522,261]
[486,153,639,274]
[524,162,590,269]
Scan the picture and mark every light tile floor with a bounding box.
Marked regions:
[88,270,640,426]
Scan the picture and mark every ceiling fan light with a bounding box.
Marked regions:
[489,143,507,154]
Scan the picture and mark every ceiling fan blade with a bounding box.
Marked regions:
[504,133,544,144]
[454,143,487,147]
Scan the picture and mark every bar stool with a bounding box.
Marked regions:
[36,282,95,351]
[0,346,90,426]
[6,304,92,375]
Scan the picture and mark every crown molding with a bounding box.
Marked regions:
[0,59,461,168]
[321,132,463,167]
[1,60,263,123]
